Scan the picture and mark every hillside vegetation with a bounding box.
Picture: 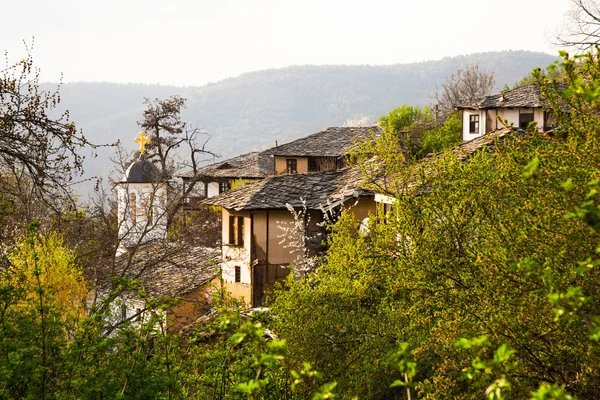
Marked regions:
[45,50,557,193]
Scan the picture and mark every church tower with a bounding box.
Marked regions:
[116,132,168,252]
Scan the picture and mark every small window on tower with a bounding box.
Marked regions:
[130,192,137,224]
[234,266,241,283]
[469,115,480,134]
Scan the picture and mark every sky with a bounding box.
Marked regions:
[0,0,572,87]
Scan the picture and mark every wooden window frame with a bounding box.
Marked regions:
[219,181,230,194]
[228,215,245,246]
[469,114,480,134]
[286,158,297,174]
[519,112,534,129]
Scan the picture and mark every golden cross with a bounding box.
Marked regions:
[134,131,151,153]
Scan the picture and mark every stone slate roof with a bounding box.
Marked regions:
[452,127,514,160]
[262,126,382,157]
[178,152,273,180]
[107,243,220,298]
[460,84,568,110]
[122,157,162,183]
[204,168,371,211]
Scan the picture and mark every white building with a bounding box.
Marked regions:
[457,84,559,141]
[115,156,169,252]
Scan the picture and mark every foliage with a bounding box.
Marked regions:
[0,43,89,199]
[6,229,88,323]
[269,51,600,399]
[420,110,462,154]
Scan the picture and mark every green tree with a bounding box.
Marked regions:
[270,51,600,399]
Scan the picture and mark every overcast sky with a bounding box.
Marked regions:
[0,0,571,87]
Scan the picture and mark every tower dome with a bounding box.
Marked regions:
[122,157,161,183]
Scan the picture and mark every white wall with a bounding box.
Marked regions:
[462,110,485,141]
[117,182,168,247]
[463,107,546,141]
[207,182,220,198]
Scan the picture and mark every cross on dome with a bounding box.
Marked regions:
[135,131,151,153]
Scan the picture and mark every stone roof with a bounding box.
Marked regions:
[459,84,568,110]
[451,127,514,160]
[204,128,517,212]
[204,168,371,211]
[178,152,273,180]
[122,156,163,183]
[106,242,220,298]
[263,126,382,157]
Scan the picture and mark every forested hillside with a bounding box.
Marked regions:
[45,50,557,194]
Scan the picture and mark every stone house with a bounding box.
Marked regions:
[178,151,273,206]
[457,84,559,141]
[205,166,376,307]
[263,126,382,175]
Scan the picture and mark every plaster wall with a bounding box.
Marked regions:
[117,182,168,247]
[274,156,309,175]
[221,208,252,284]
[267,210,302,264]
[222,281,252,307]
[207,182,220,198]
[462,110,486,141]
[343,196,377,222]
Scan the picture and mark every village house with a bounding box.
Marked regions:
[204,166,375,307]
[202,125,384,307]
[457,84,558,141]
[263,126,382,175]
[178,151,273,205]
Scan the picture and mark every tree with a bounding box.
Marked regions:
[378,104,435,156]
[268,52,600,399]
[134,96,216,227]
[435,63,495,114]
[554,0,600,50]
[0,44,90,204]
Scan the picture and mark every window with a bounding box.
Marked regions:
[219,181,231,194]
[234,266,241,283]
[519,113,534,129]
[130,192,137,224]
[469,114,480,134]
[286,158,297,174]
[228,215,245,246]
[308,157,319,172]
[142,195,153,225]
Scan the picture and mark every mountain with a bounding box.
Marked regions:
[44,50,558,196]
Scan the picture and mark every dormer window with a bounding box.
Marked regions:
[469,114,480,134]
[286,158,297,174]
[219,181,231,194]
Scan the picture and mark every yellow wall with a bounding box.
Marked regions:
[274,156,309,175]
[344,196,377,222]
[222,281,253,307]
[266,209,302,264]
[167,283,216,333]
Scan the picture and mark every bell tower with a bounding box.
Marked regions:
[116,132,168,252]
